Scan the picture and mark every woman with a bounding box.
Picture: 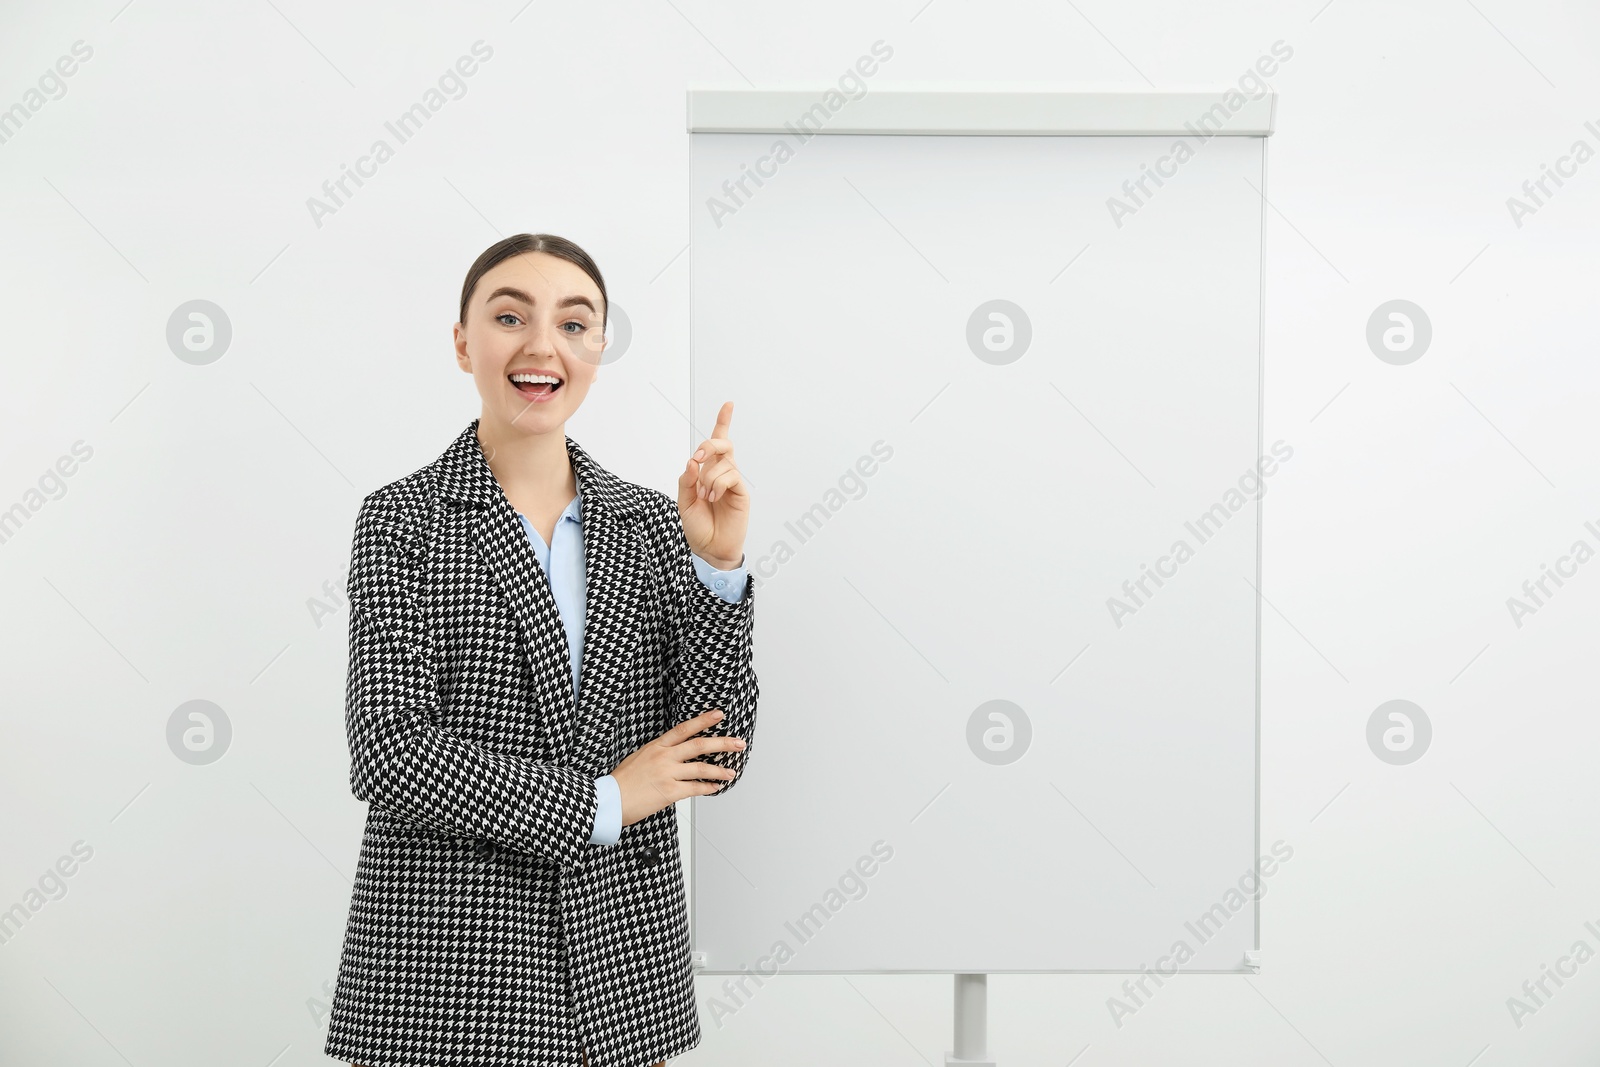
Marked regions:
[323,234,759,1067]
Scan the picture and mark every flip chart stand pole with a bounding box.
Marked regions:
[945,972,997,1067]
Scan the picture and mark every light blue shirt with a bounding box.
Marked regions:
[517,493,747,847]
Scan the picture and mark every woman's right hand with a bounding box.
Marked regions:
[611,709,748,827]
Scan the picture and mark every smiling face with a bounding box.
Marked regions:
[453,251,608,435]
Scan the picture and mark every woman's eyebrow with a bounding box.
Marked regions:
[486,286,597,313]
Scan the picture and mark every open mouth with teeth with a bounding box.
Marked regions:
[509,373,563,398]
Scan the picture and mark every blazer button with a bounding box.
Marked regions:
[638,846,660,867]
[473,838,497,860]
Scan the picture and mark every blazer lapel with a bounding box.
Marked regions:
[568,474,647,774]
[436,419,645,768]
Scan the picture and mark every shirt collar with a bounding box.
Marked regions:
[435,418,639,529]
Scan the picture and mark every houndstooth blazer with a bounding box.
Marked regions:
[323,418,758,1067]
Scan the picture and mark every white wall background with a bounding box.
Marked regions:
[2,1,1597,1065]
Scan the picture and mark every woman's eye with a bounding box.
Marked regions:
[496,312,521,326]
[561,322,585,333]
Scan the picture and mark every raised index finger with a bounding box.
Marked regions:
[694,402,735,462]
[711,400,734,440]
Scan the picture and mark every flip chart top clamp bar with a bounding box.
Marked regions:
[687,87,1277,137]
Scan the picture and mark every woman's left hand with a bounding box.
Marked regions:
[677,400,749,570]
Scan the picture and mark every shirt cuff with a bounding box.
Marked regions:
[589,774,622,846]
[691,551,749,604]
